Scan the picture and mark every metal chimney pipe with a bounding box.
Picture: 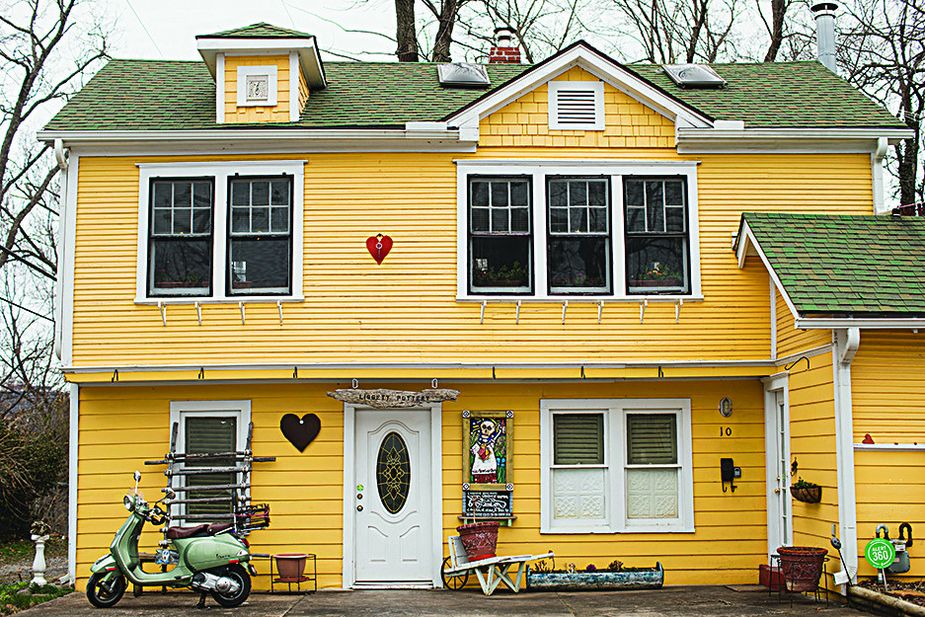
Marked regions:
[811,2,839,72]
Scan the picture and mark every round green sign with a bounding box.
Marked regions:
[865,538,896,569]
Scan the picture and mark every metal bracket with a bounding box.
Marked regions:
[197,367,205,380]
[515,300,521,325]
[675,298,683,323]
[158,301,167,327]
[639,299,648,324]
[480,300,487,325]
[597,301,604,324]
[278,301,284,325]
[239,302,246,325]
[561,301,568,325]
[195,302,202,326]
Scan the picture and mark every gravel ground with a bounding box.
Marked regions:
[0,540,68,585]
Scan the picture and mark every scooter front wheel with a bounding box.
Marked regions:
[209,564,251,608]
[86,571,126,608]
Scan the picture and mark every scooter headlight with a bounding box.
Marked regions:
[123,495,134,511]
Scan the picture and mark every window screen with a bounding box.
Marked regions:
[468,176,532,294]
[184,416,238,518]
[553,413,604,465]
[148,179,213,296]
[228,176,292,296]
[624,177,690,295]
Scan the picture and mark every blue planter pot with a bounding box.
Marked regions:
[526,562,664,591]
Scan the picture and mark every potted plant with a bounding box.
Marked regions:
[526,559,664,591]
[791,478,822,504]
[776,546,827,592]
[456,521,500,562]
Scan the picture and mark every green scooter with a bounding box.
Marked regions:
[87,471,256,608]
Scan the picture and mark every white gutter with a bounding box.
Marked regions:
[678,127,913,144]
[52,139,68,360]
[796,317,925,329]
[67,382,78,584]
[832,327,860,591]
[36,127,465,145]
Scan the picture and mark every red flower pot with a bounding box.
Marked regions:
[777,546,827,592]
[274,553,308,582]
[457,521,500,562]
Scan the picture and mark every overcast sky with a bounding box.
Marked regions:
[100,0,404,62]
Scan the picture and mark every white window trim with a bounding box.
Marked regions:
[548,81,605,131]
[136,160,305,304]
[456,160,702,301]
[168,400,252,520]
[540,398,694,534]
[236,65,279,107]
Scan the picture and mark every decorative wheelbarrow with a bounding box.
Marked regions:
[441,535,553,596]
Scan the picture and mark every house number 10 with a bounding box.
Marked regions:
[719,426,733,437]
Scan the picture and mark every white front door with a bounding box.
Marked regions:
[354,409,433,585]
[765,383,792,556]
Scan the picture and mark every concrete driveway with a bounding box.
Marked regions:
[23,586,869,616]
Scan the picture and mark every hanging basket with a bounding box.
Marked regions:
[791,485,822,504]
[777,546,827,592]
[457,521,500,562]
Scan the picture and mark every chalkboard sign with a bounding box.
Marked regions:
[463,490,512,518]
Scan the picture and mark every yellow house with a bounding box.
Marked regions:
[39,20,925,595]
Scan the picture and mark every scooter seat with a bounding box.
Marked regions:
[166,524,210,539]
[206,522,233,534]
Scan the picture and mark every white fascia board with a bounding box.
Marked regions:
[197,37,326,88]
[444,43,713,131]
[677,127,914,153]
[735,222,802,321]
[795,317,925,329]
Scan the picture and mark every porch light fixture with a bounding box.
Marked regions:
[719,397,733,417]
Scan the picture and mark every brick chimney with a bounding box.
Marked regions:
[488,27,521,64]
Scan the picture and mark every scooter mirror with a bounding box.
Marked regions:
[134,470,141,482]
[164,488,176,499]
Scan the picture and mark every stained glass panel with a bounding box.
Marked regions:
[376,432,411,514]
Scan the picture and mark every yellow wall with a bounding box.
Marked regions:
[70,150,873,369]
[775,288,831,359]
[223,55,291,123]
[852,331,925,579]
[75,378,769,590]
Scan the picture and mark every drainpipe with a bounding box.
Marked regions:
[811,2,839,72]
[53,138,69,360]
[833,327,860,592]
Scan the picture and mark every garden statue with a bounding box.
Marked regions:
[30,520,51,587]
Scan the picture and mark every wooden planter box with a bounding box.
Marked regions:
[791,485,822,503]
[526,562,663,591]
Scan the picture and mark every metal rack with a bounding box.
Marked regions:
[145,421,275,536]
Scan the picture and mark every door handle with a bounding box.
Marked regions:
[773,488,781,494]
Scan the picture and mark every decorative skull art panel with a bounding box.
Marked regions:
[462,410,513,490]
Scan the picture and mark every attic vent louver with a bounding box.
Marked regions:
[548,81,605,131]
[437,63,490,88]
[663,64,726,88]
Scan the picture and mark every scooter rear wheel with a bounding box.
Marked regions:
[86,571,126,608]
[209,564,251,608]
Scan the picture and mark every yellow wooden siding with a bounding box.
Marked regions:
[786,352,840,586]
[297,66,309,114]
[851,332,925,579]
[223,55,290,123]
[855,450,925,579]
[75,378,768,591]
[775,288,831,359]
[479,66,675,149]
[70,152,873,369]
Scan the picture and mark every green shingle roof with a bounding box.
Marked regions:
[198,23,314,39]
[742,212,925,317]
[44,55,904,131]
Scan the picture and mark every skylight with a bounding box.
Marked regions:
[663,64,726,88]
[437,63,491,88]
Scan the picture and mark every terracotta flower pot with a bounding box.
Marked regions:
[457,521,500,562]
[777,546,827,592]
[274,553,308,582]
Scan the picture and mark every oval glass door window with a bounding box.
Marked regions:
[376,431,411,514]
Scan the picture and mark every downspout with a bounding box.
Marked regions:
[833,327,860,592]
[53,139,69,360]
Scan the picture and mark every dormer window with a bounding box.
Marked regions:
[237,65,278,106]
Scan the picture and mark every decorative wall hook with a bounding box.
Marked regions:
[515,300,521,325]
[597,301,604,324]
[239,302,246,325]
[480,300,487,324]
[784,355,811,372]
[197,367,205,380]
[351,378,359,389]
[195,302,202,326]
[675,298,683,323]
[639,299,648,324]
[158,301,167,327]
[278,301,284,325]
[366,233,393,264]
[561,300,568,325]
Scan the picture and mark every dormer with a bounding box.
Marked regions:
[196,23,326,124]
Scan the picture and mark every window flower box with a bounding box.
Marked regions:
[526,562,663,591]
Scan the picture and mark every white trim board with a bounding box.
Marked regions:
[66,383,78,584]
[762,373,791,556]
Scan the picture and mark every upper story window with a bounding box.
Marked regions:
[468,176,532,294]
[136,161,304,304]
[457,162,701,301]
[148,179,214,297]
[229,177,293,296]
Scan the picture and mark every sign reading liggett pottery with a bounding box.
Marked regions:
[327,387,460,409]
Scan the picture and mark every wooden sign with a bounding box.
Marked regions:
[327,387,459,409]
[463,490,513,518]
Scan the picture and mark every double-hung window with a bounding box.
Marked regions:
[458,163,699,300]
[468,176,532,294]
[541,399,693,533]
[547,177,611,294]
[624,177,690,294]
[229,176,293,296]
[137,162,303,303]
[148,179,214,297]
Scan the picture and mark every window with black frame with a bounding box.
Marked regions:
[468,176,532,294]
[547,177,611,294]
[624,177,690,294]
[228,176,292,296]
[148,178,213,297]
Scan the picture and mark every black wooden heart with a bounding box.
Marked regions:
[280,413,321,452]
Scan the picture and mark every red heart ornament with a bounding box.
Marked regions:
[366,234,392,265]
